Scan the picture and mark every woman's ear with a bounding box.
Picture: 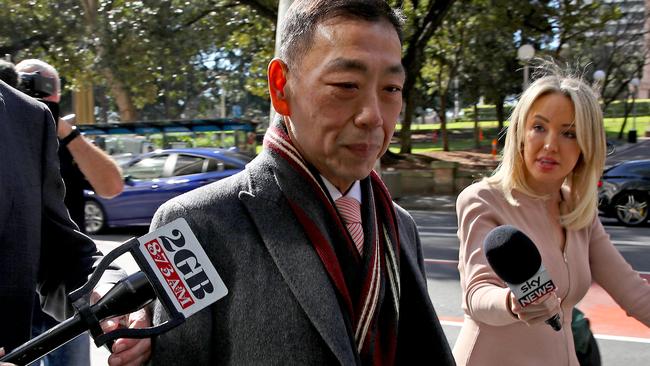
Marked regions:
[268,59,290,115]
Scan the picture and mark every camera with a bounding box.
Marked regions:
[18,71,55,99]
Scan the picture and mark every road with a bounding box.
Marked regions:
[87,213,650,365]
[605,138,650,168]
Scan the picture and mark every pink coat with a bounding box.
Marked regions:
[453,180,650,365]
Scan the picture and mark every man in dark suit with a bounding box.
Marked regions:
[0,80,151,365]
[150,0,454,364]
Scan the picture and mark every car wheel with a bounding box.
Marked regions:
[84,200,106,234]
[614,192,649,226]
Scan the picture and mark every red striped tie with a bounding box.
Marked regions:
[335,197,364,254]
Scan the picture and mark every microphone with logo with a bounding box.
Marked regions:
[0,218,228,366]
[483,225,562,331]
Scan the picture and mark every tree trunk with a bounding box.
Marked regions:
[495,95,506,145]
[474,103,480,149]
[440,92,449,151]
[399,93,415,153]
[398,0,457,153]
[495,95,505,131]
[81,0,139,122]
[102,68,139,122]
[618,96,632,140]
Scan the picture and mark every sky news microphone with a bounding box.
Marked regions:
[483,225,562,331]
[1,218,228,366]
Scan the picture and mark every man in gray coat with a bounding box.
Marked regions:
[0,80,151,366]
[150,0,454,364]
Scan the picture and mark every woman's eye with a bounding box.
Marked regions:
[532,124,545,132]
[563,131,577,139]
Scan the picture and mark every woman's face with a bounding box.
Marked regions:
[522,92,581,195]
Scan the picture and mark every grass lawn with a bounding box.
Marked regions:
[391,117,649,153]
[253,117,648,155]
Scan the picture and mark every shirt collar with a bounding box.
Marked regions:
[321,176,362,204]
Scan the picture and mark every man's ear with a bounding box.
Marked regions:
[268,58,290,116]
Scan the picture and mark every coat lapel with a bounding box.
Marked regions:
[238,156,356,365]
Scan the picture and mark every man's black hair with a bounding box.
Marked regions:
[279,0,404,69]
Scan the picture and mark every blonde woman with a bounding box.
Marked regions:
[453,70,650,365]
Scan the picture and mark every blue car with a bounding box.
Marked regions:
[84,148,252,234]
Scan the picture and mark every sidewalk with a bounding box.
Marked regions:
[395,195,457,212]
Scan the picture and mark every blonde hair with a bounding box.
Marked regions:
[486,68,605,230]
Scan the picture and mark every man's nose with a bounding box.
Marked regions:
[354,92,382,128]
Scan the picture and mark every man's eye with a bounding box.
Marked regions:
[334,83,357,89]
[385,86,403,93]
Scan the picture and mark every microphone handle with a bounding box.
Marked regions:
[0,272,156,365]
[0,314,86,366]
[545,313,562,331]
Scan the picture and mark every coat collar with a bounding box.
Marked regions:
[238,153,357,365]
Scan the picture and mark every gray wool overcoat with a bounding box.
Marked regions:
[150,150,455,365]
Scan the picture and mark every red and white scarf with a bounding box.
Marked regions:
[263,119,401,365]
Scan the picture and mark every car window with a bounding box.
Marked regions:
[173,155,206,176]
[125,155,168,180]
[206,158,240,172]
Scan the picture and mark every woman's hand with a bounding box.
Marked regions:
[509,291,561,326]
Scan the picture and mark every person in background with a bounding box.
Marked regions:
[0,76,150,365]
[15,59,123,230]
[11,58,124,366]
[0,60,18,87]
[147,0,454,364]
[453,66,650,365]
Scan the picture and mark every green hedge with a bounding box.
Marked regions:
[461,99,650,121]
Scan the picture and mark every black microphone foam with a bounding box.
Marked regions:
[483,225,541,284]
[0,272,155,365]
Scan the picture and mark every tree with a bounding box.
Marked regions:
[1,0,277,122]
[396,0,457,153]
[420,0,477,151]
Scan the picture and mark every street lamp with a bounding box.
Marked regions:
[517,44,535,90]
[593,69,606,100]
[216,75,227,118]
[628,77,640,143]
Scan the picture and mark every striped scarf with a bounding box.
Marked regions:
[263,118,401,365]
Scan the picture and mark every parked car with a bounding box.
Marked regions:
[598,159,650,226]
[84,148,252,234]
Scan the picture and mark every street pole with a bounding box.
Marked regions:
[453,76,459,120]
[523,65,530,90]
[629,77,640,143]
[517,44,535,91]
[593,69,606,100]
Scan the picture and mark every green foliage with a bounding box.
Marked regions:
[3,0,642,140]
[1,0,275,121]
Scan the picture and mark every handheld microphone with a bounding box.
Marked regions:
[1,218,228,366]
[2,272,155,365]
[483,225,562,331]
